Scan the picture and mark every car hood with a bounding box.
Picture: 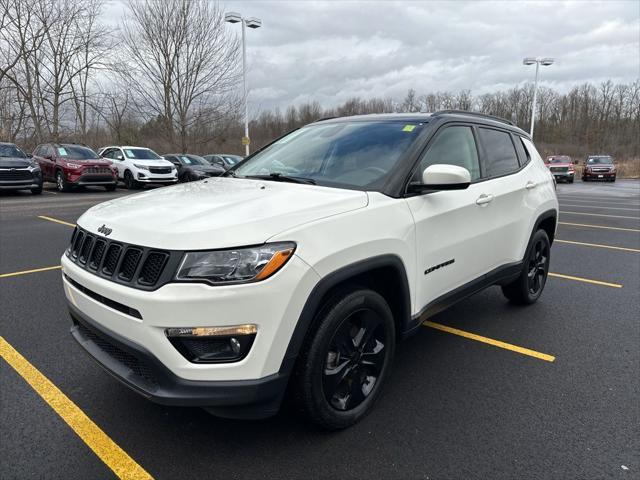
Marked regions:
[189,165,224,174]
[547,163,572,167]
[0,157,32,168]
[78,177,369,250]
[66,159,113,167]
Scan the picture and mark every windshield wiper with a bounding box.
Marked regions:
[244,173,316,185]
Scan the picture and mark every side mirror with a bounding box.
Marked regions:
[409,164,471,193]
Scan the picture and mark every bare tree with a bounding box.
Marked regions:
[122,0,240,152]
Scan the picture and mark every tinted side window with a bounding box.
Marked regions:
[478,128,519,177]
[512,135,530,167]
[414,126,481,181]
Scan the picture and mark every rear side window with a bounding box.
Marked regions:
[513,135,530,167]
[414,126,481,181]
[478,128,519,177]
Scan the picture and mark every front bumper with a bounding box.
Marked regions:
[69,303,289,418]
[583,171,615,179]
[62,254,317,380]
[0,181,41,190]
[68,172,117,185]
[136,176,179,184]
[551,172,574,181]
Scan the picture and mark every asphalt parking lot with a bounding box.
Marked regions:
[1,179,639,479]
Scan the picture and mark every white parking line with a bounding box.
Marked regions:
[560,204,640,211]
[560,211,640,220]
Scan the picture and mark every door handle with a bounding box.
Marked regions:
[525,181,537,190]
[476,193,494,205]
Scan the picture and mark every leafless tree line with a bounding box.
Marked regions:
[1,0,241,152]
[244,81,639,164]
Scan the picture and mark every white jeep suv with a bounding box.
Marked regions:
[64,112,558,429]
[98,146,178,189]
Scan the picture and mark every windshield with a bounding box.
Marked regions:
[58,145,99,160]
[549,157,570,164]
[179,155,207,166]
[0,144,27,158]
[124,148,161,160]
[587,157,613,164]
[233,121,426,190]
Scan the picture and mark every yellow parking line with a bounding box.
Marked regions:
[0,337,153,480]
[38,215,76,228]
[423,321,555,362]
[555,239,640,253]
[560,211,639,220]
[558,221,640,233]
[561,204,640,211]
[548,272,622,288]
[0,265,62,278]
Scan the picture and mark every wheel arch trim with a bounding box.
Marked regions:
[279,254,411,373]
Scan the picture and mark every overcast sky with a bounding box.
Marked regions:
[104,0,639,112]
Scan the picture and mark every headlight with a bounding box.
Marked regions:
[176,242,296,284]
[134,163,150,171]
[66,163,82,169]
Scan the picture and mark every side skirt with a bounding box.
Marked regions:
[402,261,523,337]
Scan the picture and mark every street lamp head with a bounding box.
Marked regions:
[523,57,537,65]
[540,58,555,66]
[245,17,262,29]
[225,12,242,23]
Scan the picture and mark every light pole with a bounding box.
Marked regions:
[225,12,262,156]
[523,57,554,138]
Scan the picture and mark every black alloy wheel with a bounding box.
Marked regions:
[501,229,551,305]
[527,237,549,295]
[293,288,396,430]
[323,308,387,411]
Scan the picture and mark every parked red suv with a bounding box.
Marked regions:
[545,155,575,183]
[582,155,616,182]
[33,143,118,192]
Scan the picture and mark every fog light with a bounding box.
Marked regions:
[165,325,257,363]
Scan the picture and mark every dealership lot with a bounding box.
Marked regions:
[1,180,638,479]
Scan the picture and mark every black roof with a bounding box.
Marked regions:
[317,111,528,137]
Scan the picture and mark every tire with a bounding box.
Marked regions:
[104,184,117,192]
[55,170,70,192]
[568,177,574,184]
[124,170,140,190]
[501,229,550,305]
[292,288,396,430]
[30,185,43,194]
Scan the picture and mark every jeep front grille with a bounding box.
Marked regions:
[66,227,180,290]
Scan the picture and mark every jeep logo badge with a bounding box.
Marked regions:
[98,224,112,236]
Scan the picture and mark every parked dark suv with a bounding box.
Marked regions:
[33,143,118,192]
[0,142,43,194]
[582,155,616,182]
[163,154,225,182]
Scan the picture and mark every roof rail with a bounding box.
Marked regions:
[432,110,515,126]
[313,116,337,122]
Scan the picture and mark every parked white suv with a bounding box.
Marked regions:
[98,146,178,189]
[64,112,558,429]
